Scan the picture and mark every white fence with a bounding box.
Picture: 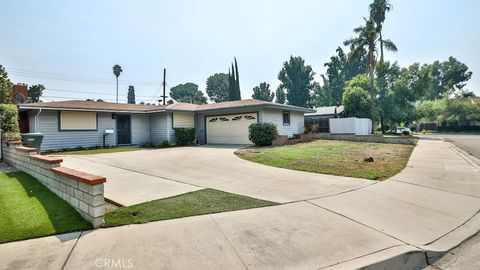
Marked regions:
[329,117,372,135]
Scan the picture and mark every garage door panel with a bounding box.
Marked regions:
[206,113,256,144]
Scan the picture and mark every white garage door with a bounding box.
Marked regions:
[206,113,257,144]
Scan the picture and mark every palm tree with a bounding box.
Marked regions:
[344,18,397,133]
[369,0,392,65]
[112,65,123,103]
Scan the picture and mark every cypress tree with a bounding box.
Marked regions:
[228,68,234,101]
[127,85,136,104]
[234,57,241,100]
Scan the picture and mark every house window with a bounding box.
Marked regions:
[59,111,97,131]
[282,111,290,126]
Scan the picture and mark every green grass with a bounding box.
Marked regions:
[0,172,92,244]
[105,189,278,227]
[53,147,140,155]
[235,140,415,180]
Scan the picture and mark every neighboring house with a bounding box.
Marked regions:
[19,99,314,151]
[304,106,344,133]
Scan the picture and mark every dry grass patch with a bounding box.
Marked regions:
[235,139,415,180]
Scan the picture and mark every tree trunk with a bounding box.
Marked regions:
[380,116,385,134]
[368,46,376,134]
[116,77,119,103]
[379,31,384,66]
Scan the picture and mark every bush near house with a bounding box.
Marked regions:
[174,127,196,146]
[249,123,278,146]
[0,104,21,141]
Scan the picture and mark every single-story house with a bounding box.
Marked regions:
[304,106,344,133]
[19,99,314,151]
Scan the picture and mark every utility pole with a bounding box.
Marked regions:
[161,68,167,105]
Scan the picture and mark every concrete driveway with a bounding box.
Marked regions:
[1,139,480,269]
[61,145,372,206]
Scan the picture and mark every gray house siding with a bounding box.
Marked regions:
[260,108,305,137]
[195,115,206,144]
[36,110,116,151]
[150,112,170,144]
[23,104,309,150]
[130,114,150,145]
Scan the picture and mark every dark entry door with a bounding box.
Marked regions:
[116,115,131,145]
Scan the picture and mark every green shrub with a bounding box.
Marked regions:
[248,123,278,146]
[160,140,170,147]
[174,128,195,146]
[0,104,20,141]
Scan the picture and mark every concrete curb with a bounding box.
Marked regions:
[440,137,480,169]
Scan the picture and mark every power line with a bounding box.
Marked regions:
[44,88,160,98]
[41,95,156,104]
[7,67,162,85]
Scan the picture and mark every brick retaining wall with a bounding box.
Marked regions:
[2,141,106,228]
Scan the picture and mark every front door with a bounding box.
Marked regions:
[116,115,131,145]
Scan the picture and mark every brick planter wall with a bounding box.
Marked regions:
[2,141,106,228]
[272,133,314,146]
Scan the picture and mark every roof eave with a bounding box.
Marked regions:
[19,105,166,114]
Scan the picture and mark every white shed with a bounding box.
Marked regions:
[329,117,372,135]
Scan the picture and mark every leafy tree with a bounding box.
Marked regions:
[206,73,229,103]
[252,82,274,101]
[424,57,472,100]
[312,82,333,107]
[342,77,371,118]
[27,84,45,103]
[0,65,13,104]
[344,18,397,132]
[127,85,135,104]
[275,87,285,104]
[170,82,207,104]
[416,99,447,122]
[317,47,368,106]
[416,98,480,125]
[277,56,315,107]
[112,64,123,103]
[443,98,480,124]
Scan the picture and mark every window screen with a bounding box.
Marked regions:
[60,111,97,130]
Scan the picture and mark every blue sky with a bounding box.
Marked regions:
[1,0,479,103]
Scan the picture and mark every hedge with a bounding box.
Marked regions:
[174,127,195,146]
[0,104,20,141]
[248,123,278,146]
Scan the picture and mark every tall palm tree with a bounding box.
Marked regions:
[344,18,397,133]
[369,0,392,66]
[112,64,123,103]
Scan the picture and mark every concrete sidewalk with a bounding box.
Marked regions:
[0,139,479,270]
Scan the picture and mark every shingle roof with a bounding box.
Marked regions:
[20,99,314,113]
[20,100,166,112]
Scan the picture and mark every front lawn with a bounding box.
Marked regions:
[50,146,140,155]
[235,140,414,180]
[0,172,92,244]
[105,188,278,227]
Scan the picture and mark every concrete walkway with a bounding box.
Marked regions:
[0,139,479,270]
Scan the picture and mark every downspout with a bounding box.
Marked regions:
[167,112,171,143]
[34,109,42,133]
